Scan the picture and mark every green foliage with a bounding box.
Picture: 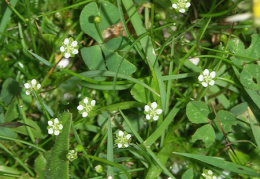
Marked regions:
[2,0,260,178]
[45,112,71,179]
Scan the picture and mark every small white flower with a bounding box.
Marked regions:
[60,37,79,59]
[78,97,96,118]
[144,102,163,121]
[47,118,63,136]
[208,170,213,175]
[115,131,131,148]
[198,69,216,87]
[172,0,191,13]
[24,79,41,95]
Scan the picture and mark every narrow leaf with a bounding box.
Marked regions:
[248,107,260,151]
[28,50,52,66]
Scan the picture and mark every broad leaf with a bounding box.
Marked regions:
[35,153,47,179]
[80,2,120,43]
[0,78,19,106]
[191,124,215,148]
[215,110,237,133]
[186,101,210,124]
[240,64,260,90]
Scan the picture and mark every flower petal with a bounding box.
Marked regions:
[186,2,191,8]
[118,143,122,148]
[48,128,53,134]
[64,38,69,45]
[202,82,208,87]
[58,124,63,130]
[126,134,131,139]
[172,4,177,8]
[37,84,41,89]
[153,116,159,121]
[210,71,216,78]
[151,102,157,109]
[48,121,53,126]
[54,118,59,123]
[118,130,124,137]
[144,105,150,112]
[24,83,30,89]
[124,144,129,147]
[65,53,70,59]
[72,49,78,54]
[91,100,96,106]
[82,112,88,117]
[179,9,185,13]
[31,79,37,86]
[60,46,65,52]
[209,80,215,86]
[156,109,163,114]
[198,75,204,81]
[77,105,84,111]
[71,41,78,47]
[54,130,60,135]
[83,97,88,104]
[25,91,30,95]
[203,69,209,76]
[146,114,151,120]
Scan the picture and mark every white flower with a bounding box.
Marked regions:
[115,131,131,148]
[24,79,41,95]
[144,102,163,121]
[57,58,70,68]
[77,97,96,117]
[198,69,216,87]
[172,0,191,13]
[60,37,79,59]
[66,150,78,161]
[47,118,63,136]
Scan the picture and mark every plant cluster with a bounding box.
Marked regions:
[0,0,260,179]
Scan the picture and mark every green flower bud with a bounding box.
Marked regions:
[95,164,103,173]
[75,144,84,152]
[94,16,101,23]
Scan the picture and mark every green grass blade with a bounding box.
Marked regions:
[45,112,71,179]
[28,50,52,67]
[107,118,114,177]
[173,152,260,177]
[248,107,260,151]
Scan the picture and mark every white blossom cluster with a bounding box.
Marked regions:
[47,118,63,136]
[24,79,41,95]
[144,102,163,121]
[77,97,96,117]
[198,69,216,87]
[202,169,229,179]
[172,0,191,13]
[60,37,79,59]
[115,130,131,148]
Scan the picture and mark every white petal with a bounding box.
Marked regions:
[156,109,163,114]
[209,80,215,86]
[210,71,216,78]
[118,130,124,137]
[83,97,88,104]
[172,4,177,9]
[118,143,122,148]
[48,121,53,126]
[65,53,70,59]
[82,112,88,117]
[126,134,131,139]
[72,49,78,54]
[25,91,30,95]
[37,84,41,89]
[151,102,157,109]
[58,124,63,130]
[54,118,59,123]
[144,105,150,112]
[60,46,65,52]
[202,173,206,177]
[48,128,53,134]
[213,176,217,179]
[186,2,191,8]
[64,38,69,45]
[124,144,129,147]
[179,9,185,13]
[208,170,213,175]
[153,116,159,121]
[146,114,151,120]
[57,58,70,68]
[71,41,78,47]
[77,105,84,111]
[198,75,204,81]
[91,100,96,106]
[202,82,208,87]
[203,69,209,76]
[54,130,60,135]
[24,83,30,89]
[31,79,37,86]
